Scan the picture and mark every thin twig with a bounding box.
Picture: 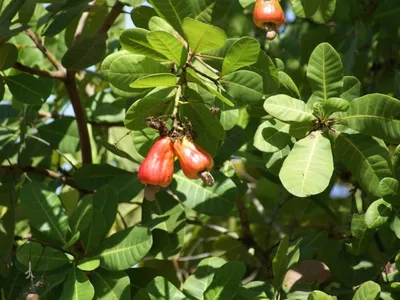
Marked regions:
[13,62,65,80]
[0,165,87,192]
[64,71,93,165]
[186,218,240,239]
[24,29,65,74]
[97,1,124,34]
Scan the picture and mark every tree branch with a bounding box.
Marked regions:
[0,165,86,192]
[13,62,65,80]
[73,0,97,42]
[24,29,66,74]
[97,1,124,34]
[64,71,93,165]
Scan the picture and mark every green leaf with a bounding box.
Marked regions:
[193,0,232,26]
[42,3,86,37]
[5,74,52,105]
[322,97,349,117]
[77,257,100,271]
[92,270,131,300]
[124,96,174,130]
[59,267,95,300]
[204,261,246,300]
[173,171,237,216]
[147,0,194,35]
[37,117,79,154]
[308,291,332,300]
[379,178,399,197]
[16,242,70,272]
[148,16,175,33]
[0,0,27,23]
[147,31,188,66]
[81,185,118,253]
[264,146,290,176]
[346,214,374,256]
[179,100,226,140]
[183,257,226,300]
[234,286,269,300]
[279,131,334,197]
[131,5,157,29]
[365,199,392,229]
[333,132,393,197]
[245,50,279,94]
[120,28,167,61]
[221,70,264,105]
[20,183,69,245]
[0,186,14,274]
[277,71,301,98]
[186,68,234,107]
[307,43,343,104]
[130,73,177,88]
[289,121,314,139]
[273,235,289,290]
[62,34,106,70]
[97,139,139,164]
[339,94,400,143]
[147,276,185,300]
[0,43,17,70]
[74,164,131,190]
[108,54,168,97]
[101,50,131,81]
[182,17,227,54]
[222,37,260,75]
[303,0,337,24]
[264,95,315,123]
[96,225,153,271]
[253,119,291,153]
[69,194,93,234]
[341,76,361,101]
[352,281,381,300]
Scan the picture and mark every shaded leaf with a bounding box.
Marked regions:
[365,199,392,229]
[147,276,185,300]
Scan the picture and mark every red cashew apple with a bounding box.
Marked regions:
[138,137,175,187]
[173,137,214,180]
[253,0,285,40]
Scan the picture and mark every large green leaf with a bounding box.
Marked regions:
[96,225,153,271]
[339,94,400,143]
[120,28,167,61]
[101,50,131,80]
[124,96,174,130]
[182,17,227,54]
[130,73,177,88]
[308,291,332,300]
[147,31,188,66]
[37,117,79,154]
[365,199,392,229]
[204,261,246,300]
[301,0,337,24]
[59,267,95,300]
[333,132,393,197]
[92,270,131,300]
[277,71,301,98]
[346,214,374,256]
[81,185,118,253]
[74,164,131,190]
[147,276,186,300]
[220,70,264,105]
[273,235,289,290]
[222,37,260,75]
[69,194,93,234]
[108,54,168,97]
[5,74,52,105]
[245,50,280,94]
[254,119,291,153]
[264,95,315,123]
[183,257,226,300]
[192,0,232,26]
[131,5,158,29]
[341,76,361,101]
[0,43,18,70]
[20,183,70,245]
[173,170,237,216]
[147,0,194,35]
[16,242,71,272]
[148,16,175,33]
[279,131,334,197]
[352,281,381,300]
[61,34,106,70]
[307,43,343,104]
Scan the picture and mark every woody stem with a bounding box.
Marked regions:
[172,85,182,128]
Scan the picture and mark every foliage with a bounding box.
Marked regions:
[1,0,400,299]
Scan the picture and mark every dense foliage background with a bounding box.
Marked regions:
[1,0,400,299]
